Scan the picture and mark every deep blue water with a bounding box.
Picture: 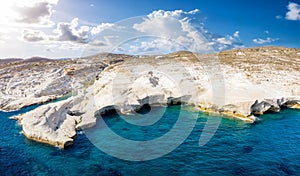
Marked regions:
[0,104,300,176]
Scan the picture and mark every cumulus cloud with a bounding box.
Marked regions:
[133,10,185,37]
[132,9,242,53]
[22,29,47,42]
[53,18,90,43]
[214,38,233,45]
[21,9,244,55]
[1,0,59,26]
[210,31,243,51]
[133,10,206,53]
[14,2,54,25]
[91,23,114,35]
[252,37,279,44]
[286,2,300,21]
[53,18,114,43]
[21,18,115,44]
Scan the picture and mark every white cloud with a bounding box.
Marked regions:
[276,15,283,19]
[233,31,239,38]
[91,23,114,35]
[187,9,200,14]
[53,18,90,43]
[41,41,87,58]
[14,2,53,25]
[129,38,179,55]
[253,37,279,44]
[22,29,47,42]
[214,37,233,45]
[145,9,200,19]
[0,0,59,26]
[132,9,238,53]
[0,33,10,44]
[133,11,184,37]
[18,9,244,57]
[210,31,242,51]
[286,2,300,21]
[21,18,115,44]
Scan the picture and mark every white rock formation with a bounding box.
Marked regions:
[18,98,78,148]
[0,56,107,111]
[3,47,300,148]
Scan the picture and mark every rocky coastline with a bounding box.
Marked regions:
[1,46,299,148]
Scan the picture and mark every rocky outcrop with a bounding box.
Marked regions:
[16,98,78,148]
[3,46,300,148]
[250,98,300,115]
[0,55,116,111]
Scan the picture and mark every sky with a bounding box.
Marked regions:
[0,0,299,59]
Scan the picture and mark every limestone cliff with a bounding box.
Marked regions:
[3,46,299,148]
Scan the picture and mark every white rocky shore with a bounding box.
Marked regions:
[2,47,299,148]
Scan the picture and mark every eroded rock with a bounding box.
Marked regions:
[2,47,300,148]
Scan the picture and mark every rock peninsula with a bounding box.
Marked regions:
[1,46,299,148]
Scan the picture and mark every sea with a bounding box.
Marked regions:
[0,103,299,176]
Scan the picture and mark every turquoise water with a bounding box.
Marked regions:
[1,105,300,175]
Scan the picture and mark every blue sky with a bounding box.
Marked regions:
[0,0,299,58]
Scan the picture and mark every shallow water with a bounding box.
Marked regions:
[0,105,299,176]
